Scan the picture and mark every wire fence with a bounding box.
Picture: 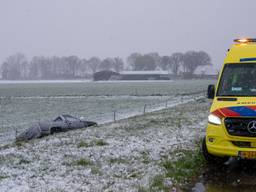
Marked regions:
[110,90,206,123]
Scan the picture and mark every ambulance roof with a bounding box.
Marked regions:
[225,39,256,64]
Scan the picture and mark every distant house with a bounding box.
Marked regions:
[93,70,119,81]
[119,71,172,80]
[93,70,173,81]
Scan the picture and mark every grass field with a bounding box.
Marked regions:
[0,80,213,97]
[0,80,214,144]
[0,97,210,192]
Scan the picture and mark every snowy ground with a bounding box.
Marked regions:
[0,99,210,192]
[0,80,214,144]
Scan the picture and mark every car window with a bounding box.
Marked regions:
[53,117,63,122]
[65,116,78,122]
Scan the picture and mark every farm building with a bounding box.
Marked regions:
[93,70,218,81]
[118,71,172,80]
[93,70,174,81]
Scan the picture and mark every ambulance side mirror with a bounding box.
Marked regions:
[207,84,215,99]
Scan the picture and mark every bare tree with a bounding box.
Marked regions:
[183,51,211,75]
[1,53,28,80]
[148,52,161,69]
[160,56,171,70]
[127,53,157,71]
[127,53,142,70]
[1,62,9,79]
[30,56,41,79]
[80,59,89,76]
[88,57,101,74]
[66,56,81,77]
[99,58,114,71]
[113,57,124,73]
[170,52,183,76]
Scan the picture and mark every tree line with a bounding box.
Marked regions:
[0,51,211,80]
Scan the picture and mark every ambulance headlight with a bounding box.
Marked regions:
[208,114,222,125]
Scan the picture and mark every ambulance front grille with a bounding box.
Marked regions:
[224,118,256,137]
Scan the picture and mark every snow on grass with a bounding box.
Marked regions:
[0,98,210,192]
[0,80,214,145]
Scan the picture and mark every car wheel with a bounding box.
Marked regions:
[50,127,62,134]
[201,137,229,164]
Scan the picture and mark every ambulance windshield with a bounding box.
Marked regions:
[217,63,256,96]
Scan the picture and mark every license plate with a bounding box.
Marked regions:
[239,151,256,159]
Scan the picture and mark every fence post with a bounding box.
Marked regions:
[15,128,18,139]
[13,126,18,139]
[114,110,116,122]
[165,100,168,108]
[143,104,147,114]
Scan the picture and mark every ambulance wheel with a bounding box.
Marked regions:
[201,137,229,164]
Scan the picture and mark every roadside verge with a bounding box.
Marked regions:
[0,98,210,192]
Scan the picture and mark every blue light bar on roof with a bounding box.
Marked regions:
[240,58,256,62]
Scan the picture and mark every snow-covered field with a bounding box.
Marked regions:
[0,80,92,84]
[0,98,210,192]
[0,80,214,144]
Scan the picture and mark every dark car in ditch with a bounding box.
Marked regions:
[17,115,97,141]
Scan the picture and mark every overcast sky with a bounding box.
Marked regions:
[0,0,255,70]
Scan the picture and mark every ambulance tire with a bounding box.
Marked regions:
[201,137,229,165]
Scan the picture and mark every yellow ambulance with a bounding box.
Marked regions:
[202,38,256,163]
